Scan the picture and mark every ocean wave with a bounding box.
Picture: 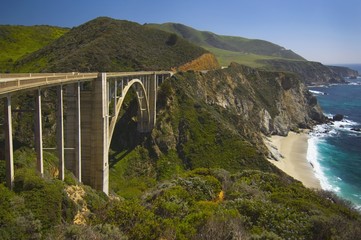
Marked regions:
[307,137,338,192]
[315,113,360,136]
[309,90,325,95]
[309,122,361,204]
[348,82,361,86]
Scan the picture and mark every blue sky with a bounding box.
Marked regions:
[1,0,360,64]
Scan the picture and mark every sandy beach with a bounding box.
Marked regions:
[266,131,321,189]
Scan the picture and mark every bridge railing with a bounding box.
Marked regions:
[0,71,173,98]
[0,72,98,78]
[0,74,99,97]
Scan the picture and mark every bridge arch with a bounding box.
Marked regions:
[108,78,150,149]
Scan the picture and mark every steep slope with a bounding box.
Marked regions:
[1,62,360,239]
[261,59,347,85]
[109,63,326,199]
[14,17,218,72]
[328,65,359,78]
[147,22,358,84]
[104,63,360,239]
[0,25,68,72]
[146,22,305,66]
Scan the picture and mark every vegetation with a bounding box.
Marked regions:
[0,17,360,239]
[147,22,354,84]
[146,22,305,67]
[0,25,68,72]
[11,17,214,72]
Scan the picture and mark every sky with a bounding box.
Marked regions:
[1,0,360,64]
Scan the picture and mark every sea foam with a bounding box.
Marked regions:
[309,90,325,95]
[307,136,337,192]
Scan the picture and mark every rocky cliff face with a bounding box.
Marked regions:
[152,62,325,167]
[176,53,219,71]
[260,59,347,85]
[328,66,359,78]
[201,63,325,135]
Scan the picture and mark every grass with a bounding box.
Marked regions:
[147,22,305,67]
[203,47,283,68]
[0,25,68,72]
[13,17,210,73]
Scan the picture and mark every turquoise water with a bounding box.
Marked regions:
[309,65,361,210]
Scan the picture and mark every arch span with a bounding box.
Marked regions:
[108,79,150,149]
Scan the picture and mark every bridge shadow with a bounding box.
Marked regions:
[108,95,144,168]
[109,149,134,168]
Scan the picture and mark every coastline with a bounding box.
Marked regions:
[266,131,321,189]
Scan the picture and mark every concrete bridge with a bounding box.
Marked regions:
[0,71,172,194]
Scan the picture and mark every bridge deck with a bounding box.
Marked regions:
[0,71,172,97]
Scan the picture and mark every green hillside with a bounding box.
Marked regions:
[0,25,68,72]
[13,17,213,72]
[1,64,360,239]
[146,22,305,67]
[0,17,360,239]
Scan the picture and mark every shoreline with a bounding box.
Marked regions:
[265,131,322,189]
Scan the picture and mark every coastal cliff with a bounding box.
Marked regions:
[151,62,325,172]
[328,65,359,78]
[260,59,347,85]
[2,18,361,240]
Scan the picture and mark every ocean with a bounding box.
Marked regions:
[308,64,361,210]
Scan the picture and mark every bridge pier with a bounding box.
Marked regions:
[4,96,14,189]
[56,85,65,180]
[34,89,44,176]
[149,73,157,130]
[64,83,82,182]
[81,73,109,194]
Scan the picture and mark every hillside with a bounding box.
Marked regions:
[0,25,68,73]
[261,59,348,85]
[328,65,359,78]
[147,22,359,84]
[1,64,361,239]
[13,17,219,72]
[1,17,361,239]
[146,22,305,67]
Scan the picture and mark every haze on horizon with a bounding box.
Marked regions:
[1,0,360,65]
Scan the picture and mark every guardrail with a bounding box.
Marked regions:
[0,71,173,98]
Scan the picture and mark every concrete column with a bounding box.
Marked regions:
[56,85,65,180]
[80,89,92,186]
[113,80,117,117]
[76,82,81,182]
[136,84,145,132]
[4,96,14,189]
[64,83,81,182]
[81,74,109,194]
[148,73,157,130]
[34,89,43,176]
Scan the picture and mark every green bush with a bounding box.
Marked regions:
[13,168,65,229]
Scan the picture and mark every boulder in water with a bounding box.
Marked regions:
[333,114,344,121]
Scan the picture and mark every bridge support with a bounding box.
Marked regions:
[149,73,157,129]
[81,73,109,194]
[56,85,65,180]
[34,89,44,176]
[4,96,14,189]
[65,83,82,182]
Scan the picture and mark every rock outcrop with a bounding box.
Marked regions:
[199,63,324,136]
[154,62,325,158]
[175,53,220,71]
[150,62,326,174]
